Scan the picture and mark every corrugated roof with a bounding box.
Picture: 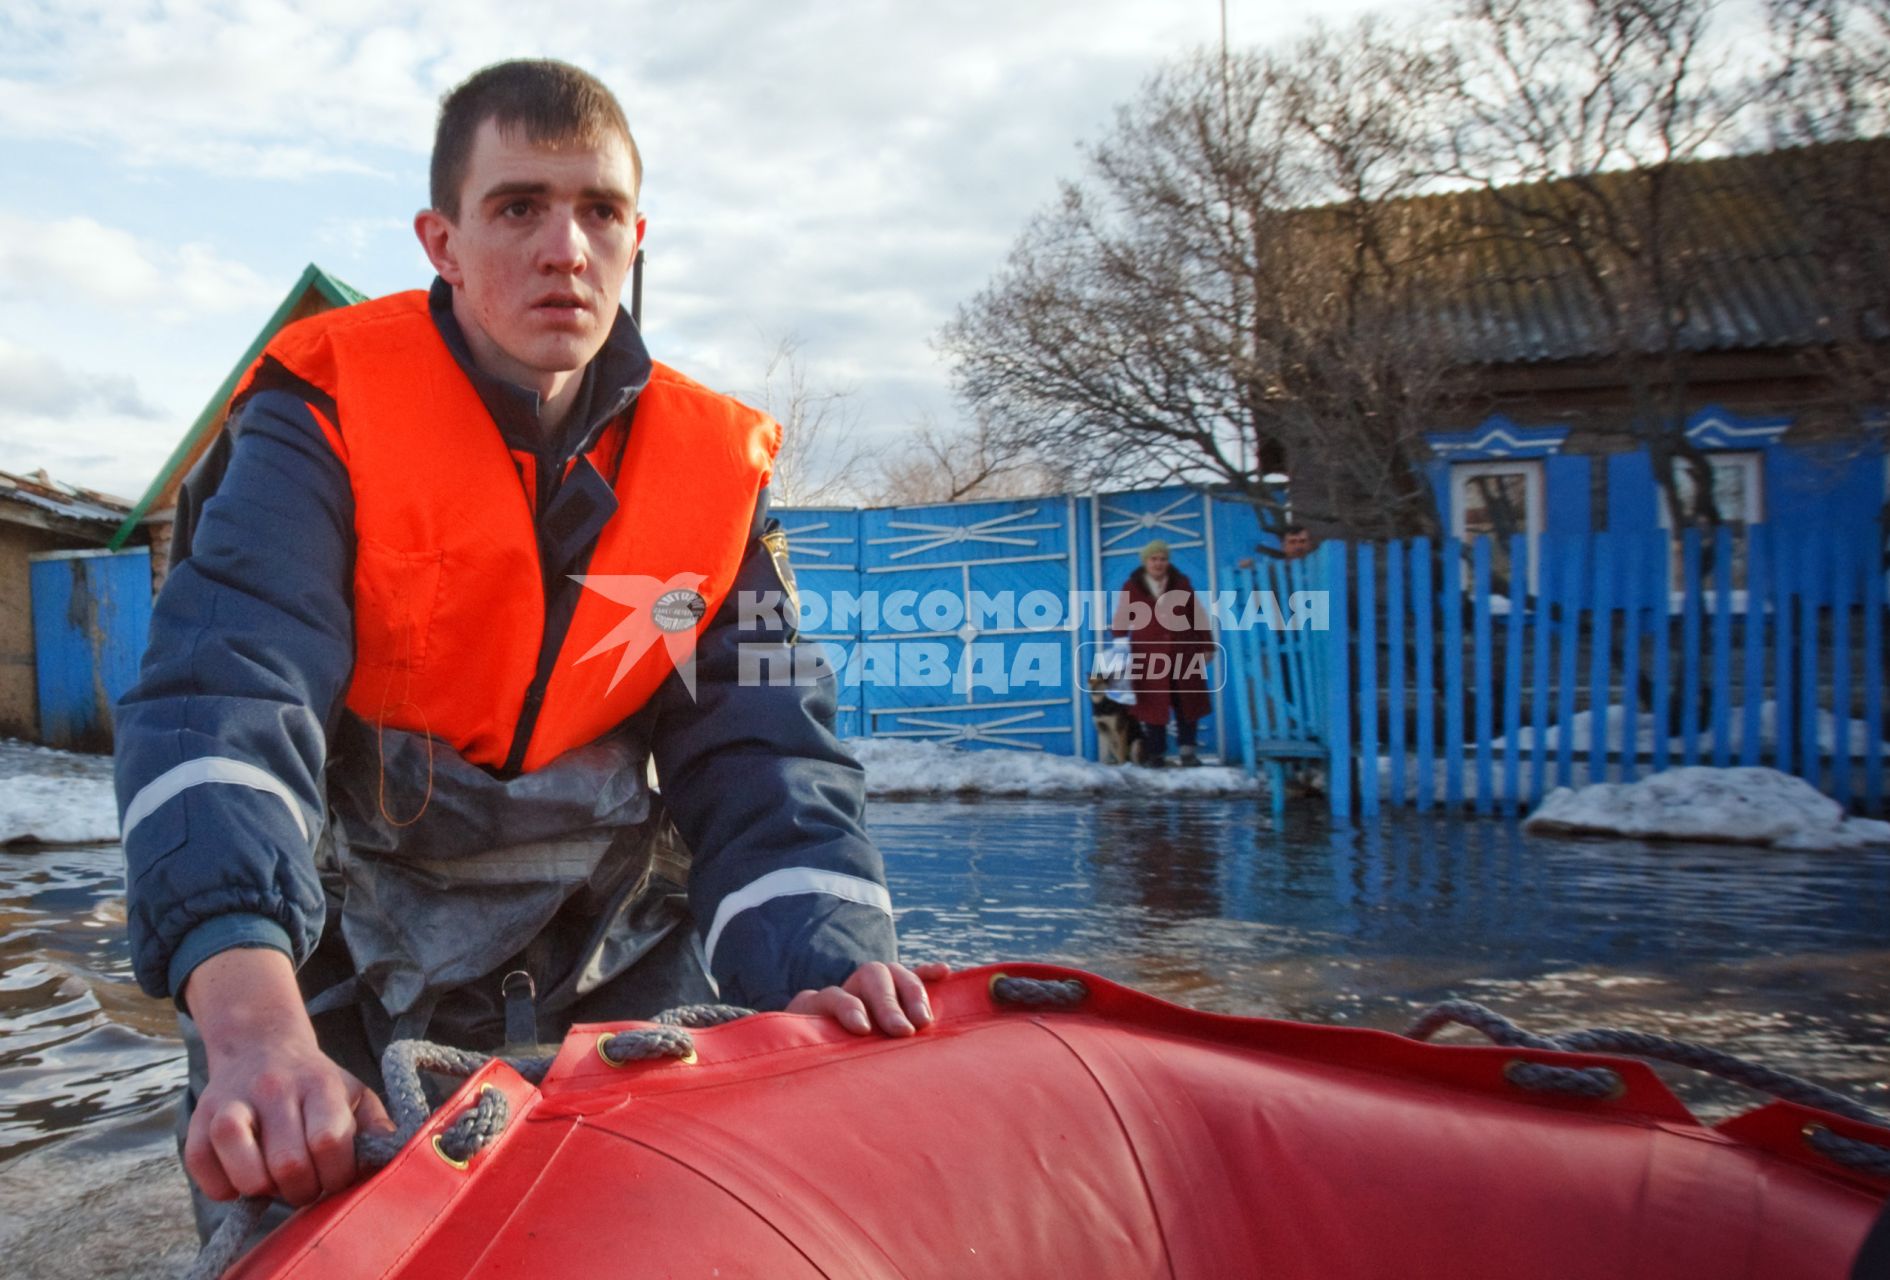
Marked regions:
[1394,140,1890,367]
[0,468,136,528]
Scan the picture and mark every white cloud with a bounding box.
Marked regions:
[0,213,276,318]
[0,0,1394,469]
[0,338,163,422]
[315,215,412,260]
[0,339,176,498]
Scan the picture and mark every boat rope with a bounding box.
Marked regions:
[183,1001,752,1280]
[990,975,1090,1007]
[1406,999,1890,1175]
[1804,1126,1890,1180]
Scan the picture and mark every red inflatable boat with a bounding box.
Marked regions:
[225,964,1888,1279]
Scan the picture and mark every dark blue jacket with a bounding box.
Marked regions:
[115,280,896,1014]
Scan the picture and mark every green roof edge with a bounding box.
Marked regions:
[108,264,368,549]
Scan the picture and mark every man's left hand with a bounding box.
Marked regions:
[787,961,950,1036]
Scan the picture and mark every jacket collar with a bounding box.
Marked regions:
[426,275,653,462]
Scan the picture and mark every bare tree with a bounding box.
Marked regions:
[1763,0,1890,469]
[870,411,1073,505]
[940,25,1461,541]
[748,335,871,507]
[1435,0,1756,530]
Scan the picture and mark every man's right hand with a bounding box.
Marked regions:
[181,948,394,1206]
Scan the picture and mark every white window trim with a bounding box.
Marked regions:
[1658,450,1764,528]
[1450,460,1545,592]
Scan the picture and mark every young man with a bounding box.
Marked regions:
[115,60,938,1226]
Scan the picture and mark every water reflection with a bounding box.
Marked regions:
[0,846,183,1161]
[876,798,1890,1115]
[0,800,1886,1167]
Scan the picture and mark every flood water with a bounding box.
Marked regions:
[1,791,1888,1269]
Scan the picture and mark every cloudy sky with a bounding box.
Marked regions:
[0,0,1382,502]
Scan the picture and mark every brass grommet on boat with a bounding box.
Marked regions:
[987,972,1009,1001]
[431,1084,502,1171]
[597,1032,698,1068]
[432,1134,471,1171]
[1802,1123,1828,1144]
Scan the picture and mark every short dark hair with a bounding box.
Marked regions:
[430,60,642,220]
[1282,523,1309,537]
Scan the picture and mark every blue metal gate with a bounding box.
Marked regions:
[774,485,1265,759]
[852,496,1084,752]
[773,507,864,740]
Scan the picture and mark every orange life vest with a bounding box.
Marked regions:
[232,291,778,774]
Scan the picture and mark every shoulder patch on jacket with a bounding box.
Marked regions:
[761,528,799,621]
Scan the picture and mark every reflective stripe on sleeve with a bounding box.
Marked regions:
[702,866,894,975]
[121,757,312,845]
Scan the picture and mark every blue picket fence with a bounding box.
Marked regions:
[1224,525,1888,819]
[1220,556,1330,813]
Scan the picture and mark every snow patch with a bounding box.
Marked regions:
[1492,701,1888,756]
[0,775,119,845]
[845,738,1259,797]
[0,740,118,846]
[1523,766,1890,851]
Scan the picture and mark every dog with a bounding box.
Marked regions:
[1088,674,1142,765]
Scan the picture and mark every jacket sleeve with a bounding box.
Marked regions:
[650,497,898,1011]
[114,388,356,1003]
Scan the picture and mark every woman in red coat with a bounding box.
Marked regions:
[1110,540,1215,766]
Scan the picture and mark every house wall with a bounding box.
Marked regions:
[1,521,84,739]
[1418,351,1887,540]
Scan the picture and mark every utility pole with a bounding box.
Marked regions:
[1220,0,1248,484]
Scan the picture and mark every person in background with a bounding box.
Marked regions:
[1280,524,1316,560]
[1236,522,1315,571]
[1111,540,1214,767]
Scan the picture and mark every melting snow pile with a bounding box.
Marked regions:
[845,738,1258,797]
[0,741,118,846]
[1524,766,1890,851]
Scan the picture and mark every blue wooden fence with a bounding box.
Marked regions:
[1226,525,1888,818]
[1220,556,1329,813]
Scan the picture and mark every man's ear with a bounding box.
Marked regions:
[414,209,463,287]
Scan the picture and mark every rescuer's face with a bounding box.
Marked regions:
[419,118,644,392]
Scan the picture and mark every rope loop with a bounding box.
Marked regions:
[598,1024,698,1066]
[652,1002,754,1029]
[991,975,1090,1008]
[1503,1059,1625,1100]
[1407,1000,1888,1128]
[435,1085,510,1166]
[1804,1126,1890,1179]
